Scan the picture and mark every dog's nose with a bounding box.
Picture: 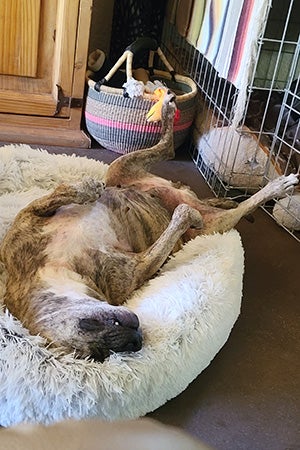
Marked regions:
[88,326,143,362]
[123,328,143,352]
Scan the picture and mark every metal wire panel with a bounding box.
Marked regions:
[161,0,300,241]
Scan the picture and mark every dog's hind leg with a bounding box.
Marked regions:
[202,198,239,209]
[197,174,299,235]
[105,91,177,187]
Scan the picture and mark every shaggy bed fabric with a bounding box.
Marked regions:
[0,145,244,427]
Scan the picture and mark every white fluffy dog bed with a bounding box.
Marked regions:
[0,145,244,427]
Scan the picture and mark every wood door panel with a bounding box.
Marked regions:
[0,0,41,77]
[0,0,80,117]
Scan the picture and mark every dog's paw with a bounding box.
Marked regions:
[266,174,299,198]
[73,178,105,203]
[281,174,299,191]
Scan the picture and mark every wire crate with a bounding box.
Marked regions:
[161,0,300,241]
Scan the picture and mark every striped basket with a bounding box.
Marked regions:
[85,42,197,154]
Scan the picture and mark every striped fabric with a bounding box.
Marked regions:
[188,0,270,90]
[214,0,244,79]
[227,0,270,87]
[186,0,206,47]
[196,0,230,65]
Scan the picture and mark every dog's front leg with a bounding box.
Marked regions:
[133,204,203,290]
[1,179,104,262]
[97,204,202,306]
[28,178,105,216]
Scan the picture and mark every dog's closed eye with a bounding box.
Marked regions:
[79,318,105,332]
[79,317,122,332]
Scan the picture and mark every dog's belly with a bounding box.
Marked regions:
[43,187,172,265]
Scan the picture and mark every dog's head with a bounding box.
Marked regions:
[77,306,143,362]
[30,293,142,362]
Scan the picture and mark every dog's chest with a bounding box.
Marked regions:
[43,202,129,263]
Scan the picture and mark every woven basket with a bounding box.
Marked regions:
[85,40,197,154]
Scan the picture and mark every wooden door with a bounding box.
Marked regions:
[0,0,92,147]
[0,0,81,118]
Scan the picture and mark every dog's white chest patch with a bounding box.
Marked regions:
[44,202,122,263]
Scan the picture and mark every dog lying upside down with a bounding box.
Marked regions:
[0,90,298,362]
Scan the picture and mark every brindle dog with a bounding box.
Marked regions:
[0,91,298,361]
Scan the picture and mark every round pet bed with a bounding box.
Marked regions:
[0,145,244,427]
